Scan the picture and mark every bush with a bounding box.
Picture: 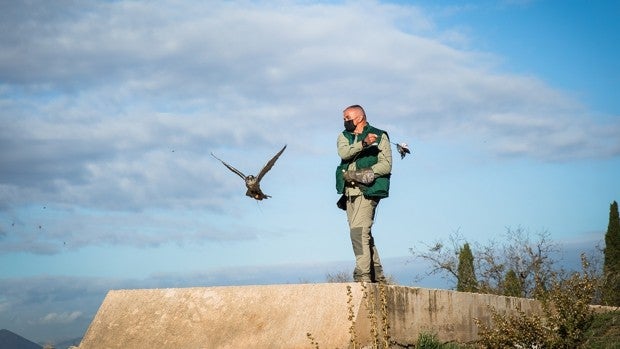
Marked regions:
[416,332,442,349]
[581,311,620,348]
[415,332,464,349]
[476,254,598,348]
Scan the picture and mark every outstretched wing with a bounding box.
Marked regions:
[396,143,411,159]
[211,152,246,179]
[256,145,287,182]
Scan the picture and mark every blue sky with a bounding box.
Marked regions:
[1,0,619,344]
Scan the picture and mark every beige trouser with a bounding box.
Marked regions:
[346,194,385,283]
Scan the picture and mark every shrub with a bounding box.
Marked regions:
[415,332,466,349]
[476,253,597,348]
[416,332,442,349]
[581,310,620,348]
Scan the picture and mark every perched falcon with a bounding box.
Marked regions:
[211,145,287,200]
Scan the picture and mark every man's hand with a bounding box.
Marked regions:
[363,133,378,146]
[343,168,375,185]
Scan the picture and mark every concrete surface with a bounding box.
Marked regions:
[79,283,543,348]
[381,285,542,344]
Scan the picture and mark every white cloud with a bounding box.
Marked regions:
[39,311,83,325]
[1,1,616,158]
[0,0,618,253]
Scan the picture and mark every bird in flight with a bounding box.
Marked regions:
[211,145,287,200]
[392,142,411,159]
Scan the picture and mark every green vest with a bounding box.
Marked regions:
[336,124,390,198]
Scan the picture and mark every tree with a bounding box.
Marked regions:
[602,200,620,306]
[503,269,522,297]
[457,243,478,292]
[409,232,462,287]
[410,228,558,298]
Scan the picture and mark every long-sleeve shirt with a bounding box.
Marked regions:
[337,131,392,196]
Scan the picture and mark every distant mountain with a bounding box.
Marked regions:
[51,337,82,349]
[0,329,42,349]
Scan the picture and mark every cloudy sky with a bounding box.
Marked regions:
[1,0,619,344]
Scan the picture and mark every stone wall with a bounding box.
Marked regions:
[79,283,543,348]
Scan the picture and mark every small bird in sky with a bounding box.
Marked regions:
[392,142,411,159]
[211,145,287,200]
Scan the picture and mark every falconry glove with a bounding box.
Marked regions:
[343,168,375,185]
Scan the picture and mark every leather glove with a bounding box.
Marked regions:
[343,168,375,185]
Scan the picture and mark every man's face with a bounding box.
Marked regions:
[343,108,364,125]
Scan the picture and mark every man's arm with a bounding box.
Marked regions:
[337,133,363,160]
[371,133,392,176]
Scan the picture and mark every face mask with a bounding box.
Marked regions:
[344,119,356,132]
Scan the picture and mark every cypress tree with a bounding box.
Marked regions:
[603,200,620,306]
[503,269,523,298]
[457,243,478,292]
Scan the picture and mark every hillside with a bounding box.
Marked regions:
[0,329,42,349]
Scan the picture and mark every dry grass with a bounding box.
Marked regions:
[307,283,391,349]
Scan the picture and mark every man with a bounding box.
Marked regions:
[336,105,392,283]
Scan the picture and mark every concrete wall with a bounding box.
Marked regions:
[79,283,543,349]
[377,285,542,344]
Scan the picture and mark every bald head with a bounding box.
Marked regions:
[343,105,366,119]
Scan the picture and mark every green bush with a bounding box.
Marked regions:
[415,332,465,349]
[581,311,620,348]
[476,254,598,348]
[416,332,441,349]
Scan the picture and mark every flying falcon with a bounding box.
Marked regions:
[211,145,287,200]
[393,142,411,159]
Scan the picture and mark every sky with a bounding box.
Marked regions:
[1,0,619,345]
